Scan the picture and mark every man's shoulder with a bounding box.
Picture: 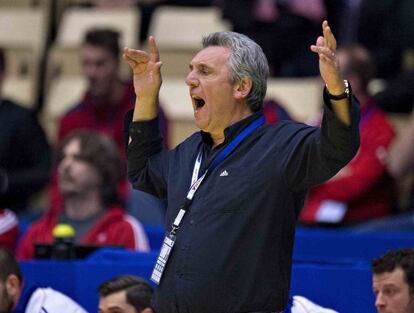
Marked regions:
[27,287,87,313]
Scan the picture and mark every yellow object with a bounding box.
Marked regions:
[52,223,75,238]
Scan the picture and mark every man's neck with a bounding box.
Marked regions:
[92,79,123,107]
[210,109,253,147]
[63,192,104,220]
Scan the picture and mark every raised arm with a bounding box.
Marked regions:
[123,36,162,121]
[311,20,351,126]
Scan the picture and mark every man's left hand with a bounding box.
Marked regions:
[311,20,345,95]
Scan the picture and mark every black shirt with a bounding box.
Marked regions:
[125,92,360,313]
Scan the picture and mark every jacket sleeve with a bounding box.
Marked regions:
[282,90,361,191]
[125,110,169,198]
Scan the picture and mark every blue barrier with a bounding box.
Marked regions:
[18,227,412,313]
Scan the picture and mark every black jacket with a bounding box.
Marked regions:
[125,91,360,313]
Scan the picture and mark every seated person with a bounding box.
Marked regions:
[300,45,396,226]
[98,274,153,313]
[0,247,87,312]
[372,248,414,313]
[16,131,149,260]
[353,108,414,231]
[0,48,51,212]
[0,209,18,252]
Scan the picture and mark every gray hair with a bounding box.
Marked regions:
[202,31,269,112]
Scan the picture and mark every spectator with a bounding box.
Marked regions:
[0,48,52,212]
[300,45,396,226]
[0,209,18,252]
[0,247,87,313]
[57,28,168,153]
[16,131,149,260]
[372,248,414,313]
[98,275,153,313]
[353,108,414,231]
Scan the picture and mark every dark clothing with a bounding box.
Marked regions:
[0,100,51,211]
[126,91,360,313]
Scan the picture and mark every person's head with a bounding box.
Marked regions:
[0,248,23,313]
[56,130,123,207]
[98,275,153,313]
[185,31,268,137]
[337,45,376,99]
[372,248,414,313]
[81,28,121,98]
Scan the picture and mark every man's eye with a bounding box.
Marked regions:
[384,288,396,296]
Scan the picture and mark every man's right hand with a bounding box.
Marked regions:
[123,36,162,121]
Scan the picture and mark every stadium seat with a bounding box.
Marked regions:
[45,6,140,92]
[266,78,322,122]
[41,75,87,143]
[0,6,49,107]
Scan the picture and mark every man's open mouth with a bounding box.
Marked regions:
[192,95,205,110]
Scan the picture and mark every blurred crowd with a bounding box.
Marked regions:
[0,0,413,257]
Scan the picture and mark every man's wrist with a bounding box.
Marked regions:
[326,80,351,100]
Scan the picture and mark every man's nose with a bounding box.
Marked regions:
[185,71,198,87]
[375,293,385,309]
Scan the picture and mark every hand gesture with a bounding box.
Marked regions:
[123,36,162,102]
[311,20,344,95]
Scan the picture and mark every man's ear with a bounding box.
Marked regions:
[6,274,21,304]
[141,308,154,313]
[234,78,253,100]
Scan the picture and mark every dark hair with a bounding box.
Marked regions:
[372,248,414,295]
[338,45,376,91]
[0,248,22,283]
[98,275,153,312]
[56,130,123,206]
[83,28,120,58]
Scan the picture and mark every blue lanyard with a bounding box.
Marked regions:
[208,115,265,171]
[171,115,265,234]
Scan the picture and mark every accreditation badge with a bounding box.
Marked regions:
[150,233,176,285]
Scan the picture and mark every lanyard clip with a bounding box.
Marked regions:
[169,224,179,237]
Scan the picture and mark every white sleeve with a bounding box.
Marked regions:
[25,288,88,313]
[292,295,339,313]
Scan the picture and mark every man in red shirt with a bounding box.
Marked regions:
[17,131,149,260]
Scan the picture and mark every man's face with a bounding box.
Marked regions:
[0,280,15,313]
[81,44,119,98]
[58,139,102,196]
[185,46,248,137]
[99,290,137,313]
[373,267,414,313]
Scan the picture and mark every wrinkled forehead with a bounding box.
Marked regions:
[373,268,408,288]
[191,46,232,67]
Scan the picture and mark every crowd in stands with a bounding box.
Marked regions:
[0,0,413,312]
